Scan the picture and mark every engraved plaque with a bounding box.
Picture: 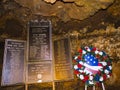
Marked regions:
[27,62,53,84]
[28,20,52,61]
[26,20,53,84]
[1,39,26,86]
[53,38,73,80]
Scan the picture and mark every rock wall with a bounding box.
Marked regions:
[0,0,120,90]
[20,0,114,22]
[0,16,120,90]
[70,25,120,87]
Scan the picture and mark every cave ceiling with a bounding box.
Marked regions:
[0,0,119,22]
[15,0,114,21]
[0,0,120,40]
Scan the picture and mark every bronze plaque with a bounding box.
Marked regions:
[1,39,26,86]
[27,62,53,84]
[53,38,73,80]
[28,20,52,61]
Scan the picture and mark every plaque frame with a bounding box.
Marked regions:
[26,19,53,84]
[1,39,26,86]
[26,61,53,84]
[27,19,52,62]
[53,37,74,81]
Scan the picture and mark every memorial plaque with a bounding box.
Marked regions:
[26,20,53,84]
[53,38,73,80]
[27,62,53,84]
[28,20,52,61]
[1,39,26,86]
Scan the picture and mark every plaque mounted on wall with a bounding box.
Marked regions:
[28,20,52,61]
[26,19,53,84]
[27,61,53,84]
[53,37,73,81]
[1,39,26,86]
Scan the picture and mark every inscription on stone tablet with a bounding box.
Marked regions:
[28,20,52,61]
[27,20,53,84]
[54,38,73,80]
[1,39,26,86]
[27,62,53,83]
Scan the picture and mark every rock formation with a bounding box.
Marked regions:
[0,0,120,90]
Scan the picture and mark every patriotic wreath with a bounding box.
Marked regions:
[73,46,112,85]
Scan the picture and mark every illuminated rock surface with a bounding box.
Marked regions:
[13,0,114,21]
[0,0,120,90]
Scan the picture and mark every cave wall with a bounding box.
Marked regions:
[0,17,120,90]
[0,0,120,90]
[70,25,120,86]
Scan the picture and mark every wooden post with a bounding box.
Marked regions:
[25,84,28,90]
[52,81,55,90]
[85,85,87,90]
[102,83,105,90]
[93,85,95,90]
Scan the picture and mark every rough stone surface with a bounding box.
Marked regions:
[13,0,114,21]
[0,0,120,90]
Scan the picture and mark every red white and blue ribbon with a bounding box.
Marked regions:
[73,46,112,85]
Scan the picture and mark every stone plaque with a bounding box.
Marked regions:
[1,39,26,86]
[27,62,53,84]
[53,38,73,80]
[28,20,52,61]
[26,20,53,84]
